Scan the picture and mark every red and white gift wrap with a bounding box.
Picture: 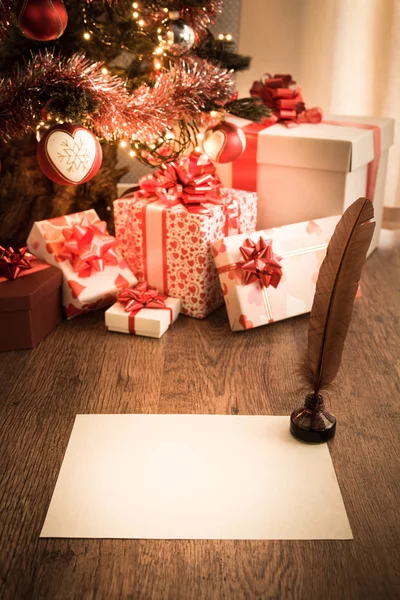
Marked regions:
[27,210,137,318]
[105,282,181,338]
[216,114,394,256]
[212,215,341,331]
[113,155,257,319]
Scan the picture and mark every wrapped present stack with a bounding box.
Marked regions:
[214,74,394,256]
[114,152,258,319]
[1,72,394,349]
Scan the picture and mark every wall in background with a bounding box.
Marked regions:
[236,0,400,219]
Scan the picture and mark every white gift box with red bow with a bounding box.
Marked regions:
[105,282,181,338]
[212,215,342,331]
[216,114,394,255]
[27,210,137,318]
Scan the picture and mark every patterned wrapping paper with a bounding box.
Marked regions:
[113,187,258,319]
[27,210,137,318]
[212,216,341,331]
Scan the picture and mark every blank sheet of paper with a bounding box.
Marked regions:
[40,414,352,540]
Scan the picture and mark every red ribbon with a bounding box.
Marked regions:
[137,152,239,235]
[250,74,322,126]
[117,281,172,334]
[59,216,119,278]
[217,236,283,289]
[0,246,36,280]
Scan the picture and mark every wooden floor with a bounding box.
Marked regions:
[1,231,399,600]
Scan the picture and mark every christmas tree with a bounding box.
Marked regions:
[0,0,266,246]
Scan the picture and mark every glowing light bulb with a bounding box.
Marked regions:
[83,32,91,40]
[138,19,145,26]
[226,34,232,41]
[132,11,139,18]
[101,68,108,75]
[132,2,138,7]
[155,61,161,69]
[120,141,127,148]
[218,34,224,40]
[129,150,136,157]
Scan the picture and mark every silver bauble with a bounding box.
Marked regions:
[163,12,195,56]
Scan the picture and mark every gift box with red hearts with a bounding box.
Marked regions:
[27,210,137,318]
[113,154,257,319]
[212,216,342,331]
[105,281,181,338]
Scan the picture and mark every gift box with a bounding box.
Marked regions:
[216,114,394,255]
[0,249,62,351]
[27,210,137,318]
[114,153,258,319]
[212,216,341,331]
[105,281,181,338]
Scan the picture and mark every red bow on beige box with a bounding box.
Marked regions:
[217,236,283,289]
[60,216,119,278]
[240,237,283,288]
[250,74,322,126]
[117,281,168,315]
[117,281,173,334]
[217,236,283,324]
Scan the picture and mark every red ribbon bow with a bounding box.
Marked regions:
[240,237,283,288]
[137,152,240,235]
[138,152,223,215]
[250,73,322,126]
[117,281,168,316]
[0,246,36,280]
[60,216,119,278]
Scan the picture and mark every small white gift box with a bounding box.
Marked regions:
[105,284,181,338]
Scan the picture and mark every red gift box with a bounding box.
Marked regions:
[0,252,62,351]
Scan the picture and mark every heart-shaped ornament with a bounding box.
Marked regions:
[37,123,103,186]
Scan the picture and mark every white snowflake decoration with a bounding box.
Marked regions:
[57,138,91,174]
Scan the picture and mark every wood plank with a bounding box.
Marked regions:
[0,241,399,600]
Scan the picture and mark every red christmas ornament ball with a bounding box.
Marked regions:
[37,124,103,186]
[16,0,68,41]
[202,121,246,163]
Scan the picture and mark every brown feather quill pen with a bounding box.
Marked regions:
[290,197,375,443]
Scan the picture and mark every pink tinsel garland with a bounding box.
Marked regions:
[0,52,234,143]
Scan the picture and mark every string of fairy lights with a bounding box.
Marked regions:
[78,2,233,162]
